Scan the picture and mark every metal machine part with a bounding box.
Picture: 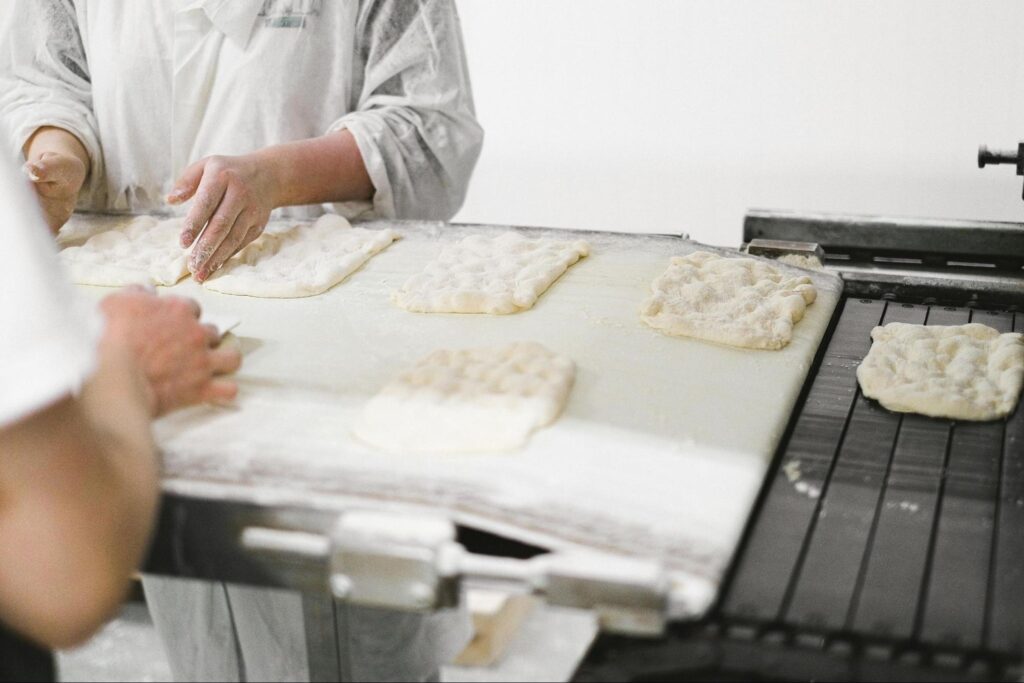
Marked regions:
[238,511,672,636]
[575,211,1024,681]
[743,238,824,263]
[744,209,1024,307]
[979,142,1024,199]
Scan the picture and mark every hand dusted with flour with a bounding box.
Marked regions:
[641,251,817,350]
[857,322,1024,421]
[392,232,590,314]
[354,342,576,453]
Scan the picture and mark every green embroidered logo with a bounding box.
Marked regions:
[258,0,322,28]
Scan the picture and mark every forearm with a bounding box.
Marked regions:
[0,350,157,647]
[78,341,161,564]
[23,126,92,178]
[257,130,374,208]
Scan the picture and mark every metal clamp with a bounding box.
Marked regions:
[242,510,673,636]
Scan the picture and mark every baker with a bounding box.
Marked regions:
[0,1,483,680]
[0,138,241,681]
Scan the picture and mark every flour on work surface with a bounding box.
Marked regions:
[203,214,398,298]
[857,322,1024,421]
[640,251,818,350]
[354,342,576,453]
[59,216,188,286]
[392,232,590,314]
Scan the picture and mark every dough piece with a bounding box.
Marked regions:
[640,251,817,350]
[392,232,590,314]
[354,342,576,453]
[59,216,189,286]
[203,215,398,298]
[857,322,1024,421]
[776,254,824,271]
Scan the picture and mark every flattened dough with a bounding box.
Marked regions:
[857,322,1024,421]
[203,214,398,298]
[392,232,590,314]
[59,216,189,286]
[640,251,817,350]
[354,342,576,453]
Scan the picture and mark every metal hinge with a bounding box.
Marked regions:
[241,511,672,636]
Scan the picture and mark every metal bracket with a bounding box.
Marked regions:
[328,511,463,611]
[241,510,673,636]
[744,238,825,263]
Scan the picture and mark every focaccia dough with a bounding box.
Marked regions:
[59,216,189,286]
[354,342,576,453]
[392,232,590,314]
[857,322,1024,421]
[203,215,398,298]
[640,251,817,350]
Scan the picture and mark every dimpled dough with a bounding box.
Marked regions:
[392,232,590,314]
[640,251,818,350]
[354,342,576,453]
[203,214,398,298]
[857,323,1024,421]
[59,216,189,286]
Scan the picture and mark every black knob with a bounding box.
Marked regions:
[977,145,1018,169]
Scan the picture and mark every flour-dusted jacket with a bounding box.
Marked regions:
[0,0,483,220]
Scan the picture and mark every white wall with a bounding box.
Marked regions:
[453,1,1024,246]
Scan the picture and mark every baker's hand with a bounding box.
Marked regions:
[22,127,92,234]
[23,151,87,234]
[168,155,276,282]
[100,287,243,416]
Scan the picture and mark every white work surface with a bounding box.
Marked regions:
[67,216,843,619]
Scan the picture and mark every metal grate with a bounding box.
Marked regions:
[723,296,1023,658]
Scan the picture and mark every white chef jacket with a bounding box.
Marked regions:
[0,0,483,221]
[0,136,99,429]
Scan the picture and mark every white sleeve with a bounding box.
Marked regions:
[0,138,101,429]
[329,0,484,221]
[0,0,105,206]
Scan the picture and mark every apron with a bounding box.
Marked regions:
[0,624,54,683]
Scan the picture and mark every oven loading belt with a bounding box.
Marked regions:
[724,296,1024,656]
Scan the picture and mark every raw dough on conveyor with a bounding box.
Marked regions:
[354,342,576,453]
[59,216,189,286]
[640,251,818,350]
[203,214,398,298]
[391,232,590,314]
[857,322,1024,421]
